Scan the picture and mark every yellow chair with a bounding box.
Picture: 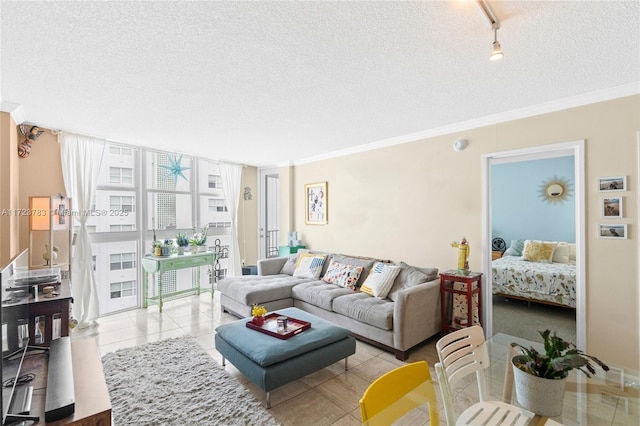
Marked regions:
[359,361,440,425]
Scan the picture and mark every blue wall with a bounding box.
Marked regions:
[492,156,575,245]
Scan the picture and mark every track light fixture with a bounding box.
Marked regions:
[490,25,503,61]
[476,0,504,61]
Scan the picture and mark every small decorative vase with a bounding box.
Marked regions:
[154,247,162,256]
[191,245,198,254]
[252,316,265,326]
[198,245,207,253]
[161,247,171,256]
[177,247,185,255]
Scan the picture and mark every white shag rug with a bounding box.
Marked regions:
[102,336,281,426]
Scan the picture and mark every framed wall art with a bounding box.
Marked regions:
[601,196,623,218]
[598,223,627,239]
[305,182,327,225]
[598,176,626,192]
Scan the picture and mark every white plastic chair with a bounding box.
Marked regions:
[435,326,535,426]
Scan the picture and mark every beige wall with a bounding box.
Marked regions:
[16,128,68,267]
[0,113,21,265]
[239,166,258,266]
[284,95,640,369]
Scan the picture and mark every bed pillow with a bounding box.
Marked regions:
[522,240,557,263]
[321,259,364,290]
[504,239,525,257]
[552,243,570,263]
[360,262,401,299]
[293,253,327,279]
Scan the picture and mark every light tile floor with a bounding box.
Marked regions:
[71,292,446,425]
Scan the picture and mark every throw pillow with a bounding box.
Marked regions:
[292,253,327,279]
[360,262,401,299]
[329,254,375,287]
[552,243,570,263]
[321,259,364,290]
[522,241,557,263]
[279,254,299,275]
[504,239,525,257]
[387,262,436,302]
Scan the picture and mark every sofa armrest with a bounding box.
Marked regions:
[257,257,288,276]
[393,278,441,351]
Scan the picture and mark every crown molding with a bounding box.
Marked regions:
[0,101,25,125]
[292,83,640,166]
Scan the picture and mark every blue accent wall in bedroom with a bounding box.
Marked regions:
[492,156,575,245]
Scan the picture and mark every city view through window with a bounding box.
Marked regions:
[80,144,230,315]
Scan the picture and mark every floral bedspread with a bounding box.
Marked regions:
[491,255,576,308]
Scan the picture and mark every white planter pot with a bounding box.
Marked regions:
[177,247,185,255]
[512,356,567,417]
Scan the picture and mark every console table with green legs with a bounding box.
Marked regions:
[141,251,216,312]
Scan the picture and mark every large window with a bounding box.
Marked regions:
[84,145,231,316]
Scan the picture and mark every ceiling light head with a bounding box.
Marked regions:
[490,40,503,61]
[489,27,504,61]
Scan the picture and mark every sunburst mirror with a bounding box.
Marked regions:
[539,176,572,204]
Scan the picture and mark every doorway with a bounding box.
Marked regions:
[259,168,279,259]
[482,140,586,350]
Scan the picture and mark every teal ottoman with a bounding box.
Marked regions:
[215,307,356,408]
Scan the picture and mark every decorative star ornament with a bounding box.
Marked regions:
[159,154,191,184]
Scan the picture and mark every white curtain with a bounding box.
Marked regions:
[219,162,242,277]
[58,132,106,328]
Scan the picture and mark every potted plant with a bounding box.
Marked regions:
[176,233,189,255]
[251,304,267,326]
[511,329,609,417]
[189,225,209,252]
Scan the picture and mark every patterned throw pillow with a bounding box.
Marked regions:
[292,253,327,279]
[321,259,364,290]
[360,262,401,299]
[522,241,557,263]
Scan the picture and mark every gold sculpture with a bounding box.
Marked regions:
[451,237,470,272]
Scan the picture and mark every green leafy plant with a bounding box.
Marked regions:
[189,225,209,246]
[176,233,189,247]
[512,330,609,380]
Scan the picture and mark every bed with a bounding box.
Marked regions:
[491,240,577,308]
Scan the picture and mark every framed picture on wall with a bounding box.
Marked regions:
[598,223,627,239]
[599,176,626,192]
[602,197,623,218]
[305,182,327,225]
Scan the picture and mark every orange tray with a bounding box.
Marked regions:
[246,312,311,339]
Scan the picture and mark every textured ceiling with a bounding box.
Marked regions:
[1,1,639,166]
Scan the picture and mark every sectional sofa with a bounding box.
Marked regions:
[217,250,441,360]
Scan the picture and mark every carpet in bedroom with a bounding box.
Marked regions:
[492,295,576,343]
[101,336,281,426]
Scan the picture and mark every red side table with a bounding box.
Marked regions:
[439,270,483,334]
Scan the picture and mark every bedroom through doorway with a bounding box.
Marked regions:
[482,141,586,349]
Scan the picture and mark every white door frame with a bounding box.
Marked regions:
[258,167,279,259]
[481,140,586,350]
